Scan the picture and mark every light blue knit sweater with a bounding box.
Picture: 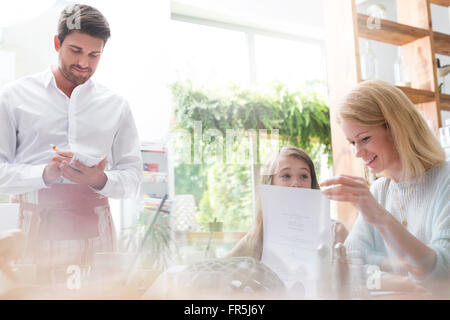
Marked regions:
[344,161,450,284]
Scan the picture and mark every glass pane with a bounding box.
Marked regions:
[254,34,325,88]
[169,20,250,87]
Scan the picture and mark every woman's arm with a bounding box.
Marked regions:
[321,175,437,279]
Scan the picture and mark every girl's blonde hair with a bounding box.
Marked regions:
[337,80,445,180]
[227,146,319,259]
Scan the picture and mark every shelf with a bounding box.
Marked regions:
[430,0,450,6]
[185,231,246,243]
[441,93,450,111]
[434,32,450,56]
[396,86,436,104]
[143,172,168,184]
[357,14,430,46]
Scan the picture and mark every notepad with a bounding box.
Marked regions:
[69,152,104,171]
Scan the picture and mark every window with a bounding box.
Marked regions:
[254,34,326,90]
[170,20,250,87]
[169,16,329,258]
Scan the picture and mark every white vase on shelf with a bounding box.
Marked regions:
[360,39,378,81]
[394,47,411,87]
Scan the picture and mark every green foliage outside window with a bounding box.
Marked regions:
[171,81,331,231]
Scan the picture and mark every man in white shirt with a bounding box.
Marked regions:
[0,4,142,279]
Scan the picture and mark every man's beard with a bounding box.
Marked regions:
[60,63,92,86]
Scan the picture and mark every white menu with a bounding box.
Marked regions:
[260,184,331,297]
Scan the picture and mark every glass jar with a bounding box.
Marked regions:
[394,47,411,87]
[360,39,378,80]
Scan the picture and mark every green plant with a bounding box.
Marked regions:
[171,80,332,231]
[172,80,331,165]
[119,208,178,272]
[197,162,253,231]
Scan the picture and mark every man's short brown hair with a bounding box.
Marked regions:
[57,4,111,46]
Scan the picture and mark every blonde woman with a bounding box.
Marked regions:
[225,146,348,260]
[321,80,449,288]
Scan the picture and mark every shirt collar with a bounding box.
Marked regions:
[43,66,96,90]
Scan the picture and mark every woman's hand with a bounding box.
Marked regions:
[320,174,388,227]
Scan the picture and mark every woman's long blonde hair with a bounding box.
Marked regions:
[227,146,319,259]
[337,80,445,180]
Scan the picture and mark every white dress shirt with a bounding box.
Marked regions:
[0,68,143,198]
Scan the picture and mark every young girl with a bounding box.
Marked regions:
[225,146,348,259]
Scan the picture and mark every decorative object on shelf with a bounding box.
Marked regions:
[142,195,172,213]
[394,47,411,87]
[437,58,450,93]
[360,39,378,80]
[365,3,386,30]
[145,163,159,172]
[171,194,198,232]
[143,172,168,184]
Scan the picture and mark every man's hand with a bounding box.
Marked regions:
[60,157,108,190]
[43,151,74,185]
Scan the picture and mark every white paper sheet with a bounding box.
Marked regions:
[260,184,331,297]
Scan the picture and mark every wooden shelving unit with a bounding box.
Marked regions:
[441,93,450,111]
[396,86,436,104]
[434,31,450,55]
[324,0,449,228]
[430,0,450,6]
[357,13,430,45]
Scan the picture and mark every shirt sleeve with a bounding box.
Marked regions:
[344,214,385,266]
[0,89,48,195]
[93,102,143,199]
[344,181,387,266]
[412,170,450,283]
